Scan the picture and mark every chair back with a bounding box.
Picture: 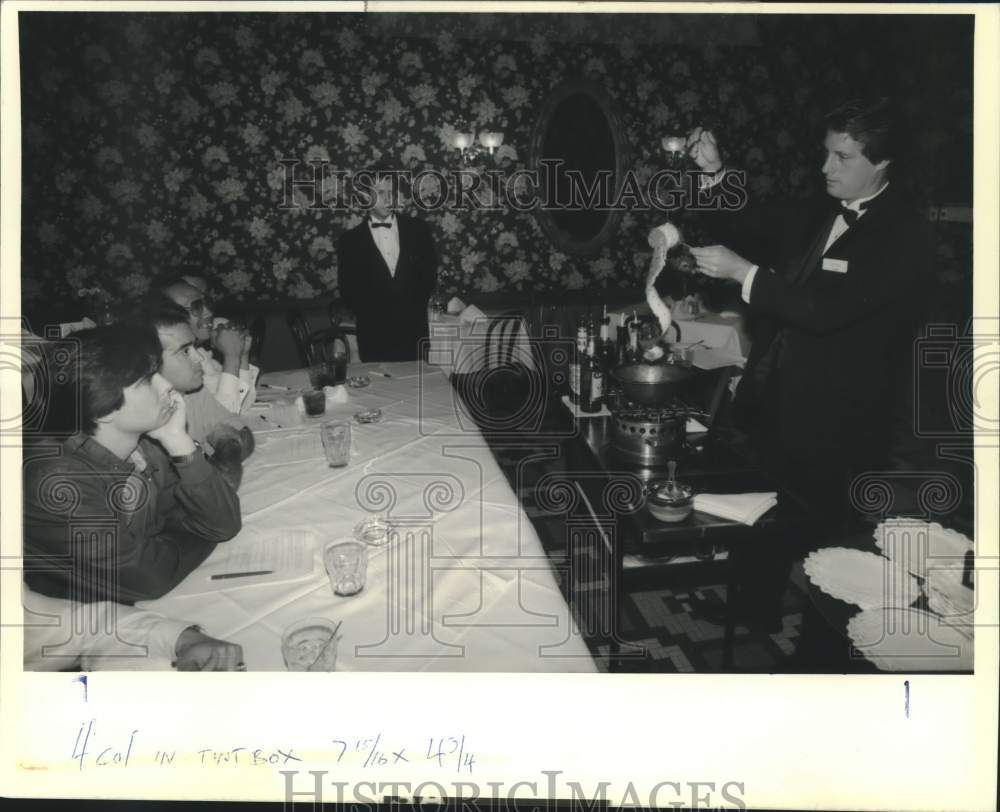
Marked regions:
[485,311,528,369]
[309,329,352,366]
[248,316,266,367]
[287,309,313,367]
[287,308,351,368]
[327,300,356,333]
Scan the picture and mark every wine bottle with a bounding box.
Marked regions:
[579,331,595,413]
[582,335,604,413]
[569,318,587,404]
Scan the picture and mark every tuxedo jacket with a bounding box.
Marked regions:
[697,181,931,467]
[337,214,437,362]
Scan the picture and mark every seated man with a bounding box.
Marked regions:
[139,297,254,490]
[23,587,244,671]
[159,279,258,414]
[23,326,242,604]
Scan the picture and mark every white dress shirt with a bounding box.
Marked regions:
[23,588,192,671]
[741,183,890,303]
[196,346,259,414]
[368,215,400,277]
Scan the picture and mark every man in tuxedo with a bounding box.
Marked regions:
[336,169,437,361]
[688,98,931,526]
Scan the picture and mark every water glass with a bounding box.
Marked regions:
[320,420,351,467]
[324,541,368,596]
[281,617,340,672]
[303,389,326,417]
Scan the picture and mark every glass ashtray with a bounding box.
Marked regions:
[354,408,383,424]
[346,375,370,388]
[354,516,392,547]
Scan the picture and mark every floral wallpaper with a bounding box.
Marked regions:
[19,12,973,315]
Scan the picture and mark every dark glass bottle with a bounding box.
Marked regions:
[569,318,587,404]
[580,335,603,414]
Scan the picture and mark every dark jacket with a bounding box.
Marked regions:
[23,435,241,604]
[337,214,437,362]
[701,181,931,468]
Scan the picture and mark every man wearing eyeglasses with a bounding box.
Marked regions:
[161,280,259,414]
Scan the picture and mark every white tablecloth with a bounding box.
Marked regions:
[139,362,595,672]
[609,305,748,368]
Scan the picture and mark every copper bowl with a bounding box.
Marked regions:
[610,362,699,407]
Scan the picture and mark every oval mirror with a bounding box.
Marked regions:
[529,79,628,256]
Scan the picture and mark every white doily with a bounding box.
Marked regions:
[926,566,975,620]
[847,607,973,672]
[873,518,973,578]
[803,547,919,610]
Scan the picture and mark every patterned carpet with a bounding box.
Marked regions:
[567,554,808,674]
[522,505,810,673]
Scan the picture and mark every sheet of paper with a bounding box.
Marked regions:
[161,528,319,598]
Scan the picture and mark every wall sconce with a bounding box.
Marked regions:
[452,128,505,163]
[661,135,687,167]
[478,131,504,155]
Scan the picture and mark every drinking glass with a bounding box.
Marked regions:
[354,515,391,547]
[324,541,368,596]
[303,389,326,416]
[320,420,351,467]
[281,617,340,672]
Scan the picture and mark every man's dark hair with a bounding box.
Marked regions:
[824,97,897,165]
[46,326,161,436]
[136,294,192,332]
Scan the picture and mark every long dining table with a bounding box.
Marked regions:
[138,361,597,672]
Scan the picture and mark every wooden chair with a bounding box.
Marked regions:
[287,309,351,368]
[248,316,266,368]
[485,310,530,369]
[326,300,357,333]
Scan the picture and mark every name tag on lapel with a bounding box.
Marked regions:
[822,258,849,274]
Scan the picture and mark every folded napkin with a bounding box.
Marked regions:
[323,384,349,404]
[560,395,612,418]
[693,492,777,525]
[447,296,466,315]
[62,317,98,337]
[459,304,486,323]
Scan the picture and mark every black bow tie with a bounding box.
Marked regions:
[371,221,392,229]
[839,200,871,227]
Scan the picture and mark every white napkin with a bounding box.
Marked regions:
[323,384,349,404]
[692,492,776,525]
[459,304,486,323]
[59,317,97,337]
[560,395,611,418]
[447,296,466,315]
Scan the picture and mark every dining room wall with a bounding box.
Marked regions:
[18,11,972,321]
